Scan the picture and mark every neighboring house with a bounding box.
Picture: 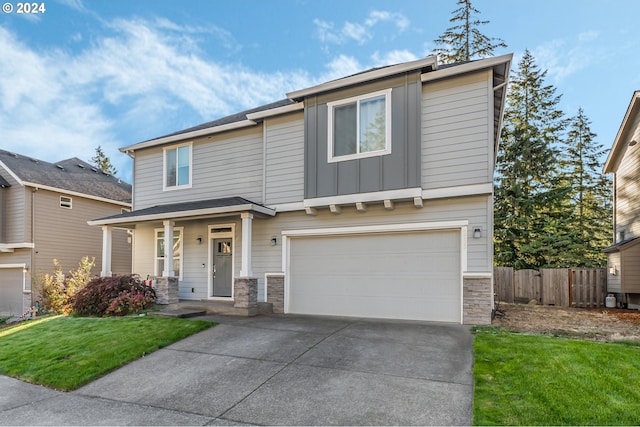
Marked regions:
[91,54,512,325]
[603,90,640,309]
[0,150,132,316]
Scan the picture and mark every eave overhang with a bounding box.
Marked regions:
[88,197,275,227]
[603,90,640,174]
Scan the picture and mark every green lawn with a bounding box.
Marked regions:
[473,328,640,426]
[0,315,215,391]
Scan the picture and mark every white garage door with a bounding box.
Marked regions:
[0,269,24,316]
[288,229,461,322]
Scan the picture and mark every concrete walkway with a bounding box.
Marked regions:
[0,314,474,426]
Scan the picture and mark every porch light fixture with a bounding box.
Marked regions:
[196,236,203,244]
[473,228,481,239]
[630,139,638,147]
[270,237,277,246]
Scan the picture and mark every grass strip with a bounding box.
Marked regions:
[0,315,215,391]
[473,328,640,426]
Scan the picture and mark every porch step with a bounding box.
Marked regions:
[149,308,207,318]
[152,300,273,318]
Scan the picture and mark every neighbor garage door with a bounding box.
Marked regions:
[0,268,24,316]
[288,229,461,322]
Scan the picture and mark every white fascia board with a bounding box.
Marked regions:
[120,119,257,153]
[282,220,469,238]
[246,102,304,120]
[303,188,422,208]
[603,91,640,174]
[0,160,24,186]
[422,183,493,200]
[271,202,305,212]
[421,53,513,83]
[88,203,276,226]
[287,56,437,100]
[23,182,131,208]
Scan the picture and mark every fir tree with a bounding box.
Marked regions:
[91,145,117,175]
[561,108,612,266]
[494,50,570,269]
[433,0,507,64]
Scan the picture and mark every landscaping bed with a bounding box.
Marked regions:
[493,302,640,342]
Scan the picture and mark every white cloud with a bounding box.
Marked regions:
[0,18,313,182]
[532,37,597,84]
[313,10,410,47]
[371,50,419,67]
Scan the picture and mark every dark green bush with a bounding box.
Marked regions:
[72,275,156,316]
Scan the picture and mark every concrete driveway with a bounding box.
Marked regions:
[0,314,474,426]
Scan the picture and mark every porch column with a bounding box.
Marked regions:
[100,226,112,277]
[162,220,175,277]
[240,212,253,277]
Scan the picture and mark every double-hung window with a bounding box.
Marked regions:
[154,228,183,280]
[164,143,192,190]
[327,89,392,162]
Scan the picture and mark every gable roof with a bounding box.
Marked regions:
[603,90,640,174]
[120,54,512,154]
[0,149,132,205]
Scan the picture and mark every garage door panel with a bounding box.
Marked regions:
[289,230,461,322]
[0,269,24,316]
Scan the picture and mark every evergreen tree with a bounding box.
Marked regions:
[91,145,117,175]
[494,50,570,269]
[561,108,612,266]
[433,0,507,64]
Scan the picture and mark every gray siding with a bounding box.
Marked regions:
[304,73,422,199]
[0,250,31,316]
[606,252,621,293]
[32,189,131,277]
[621,244,640,293]
[615,122,640,240]
[134,127,264,210]
[422,70,492,189]
[264,113,305,205]
[0,175,27,243]
[131,195,491,302]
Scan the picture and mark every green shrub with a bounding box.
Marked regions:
[72,275,156,316]
[38,257,95,315]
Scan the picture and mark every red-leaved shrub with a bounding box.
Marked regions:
[72,275,156,316]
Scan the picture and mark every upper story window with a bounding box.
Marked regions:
[164,143,192,190]
[60,196,72,209]
[327,89,392,163]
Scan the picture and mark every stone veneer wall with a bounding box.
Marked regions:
[154,277,179,304]
[463,276,492,325]
[234,277,257,309]
[266,274,285,313]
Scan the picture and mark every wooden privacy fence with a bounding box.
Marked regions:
[494,267,606,308]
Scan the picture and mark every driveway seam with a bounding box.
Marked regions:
[216,319,358,421]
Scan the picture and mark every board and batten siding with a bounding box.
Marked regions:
[615,135,640,240]
[422,70,492,190]
[621,244,640,293]
[133,127,264,210]
[32,189,131,276]
[264,113,305,205]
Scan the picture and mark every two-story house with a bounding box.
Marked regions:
[603,90,640,309]
[0,150,132,316]
[91,54,512,325]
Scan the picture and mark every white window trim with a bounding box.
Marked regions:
[154,226,184,280]
[163,142,193,191]
[327,88,392,163]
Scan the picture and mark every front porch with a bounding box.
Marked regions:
[150,299,274,318]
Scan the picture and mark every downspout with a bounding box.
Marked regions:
[262,120,267,205]
[30,187,37,295]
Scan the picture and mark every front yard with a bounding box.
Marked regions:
[0,315,214,391]
[473,304,640,425]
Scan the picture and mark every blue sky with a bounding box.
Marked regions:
[1,0,639,182]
